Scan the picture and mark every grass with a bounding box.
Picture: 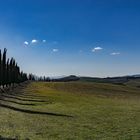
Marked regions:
[0,81,140,139]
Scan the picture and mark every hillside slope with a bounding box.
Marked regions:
[0,81,140,139]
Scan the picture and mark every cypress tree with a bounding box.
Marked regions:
[15,63,20,83]
[6,58,9,87]
[12,59,16,86]
[9,58,14,86]
[2,48,7,88]
[0,48,28,88]
[0,49,1,86]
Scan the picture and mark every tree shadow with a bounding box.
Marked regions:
[0,135,21,140]
[0,103,73,117]
[0,135,30,140]
[0,98,36,106]
[8,93,47,100]
[1,95,47,102]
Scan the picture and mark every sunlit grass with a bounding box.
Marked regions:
[0,81,140,139]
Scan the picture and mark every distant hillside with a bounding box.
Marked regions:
[50,74,140,84]
[79,75,140,85]
[132,74,140,78]
[52,75,80,82]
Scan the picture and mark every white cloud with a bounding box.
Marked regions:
[42,40,46,43]
[31,39,38,44]
[24,41,29,45]
[52,49,58,52]
[92,47,103,52]
[110,52,120,55]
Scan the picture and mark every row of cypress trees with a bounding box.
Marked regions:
[0,48,28,88]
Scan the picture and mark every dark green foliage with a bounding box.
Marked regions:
[2,48,7,87]
[6,58,9,87]
[0,48,28,87]
[28,74,36,81]
[0,50,1,85]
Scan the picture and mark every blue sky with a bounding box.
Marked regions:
[0,0,140,77]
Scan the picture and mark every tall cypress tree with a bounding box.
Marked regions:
[6,58,9,87]
[0,49,1,86]
[12,58,16,86]
[0,48,28,88]
[9,58,14,87]
[2,48,7,87]
[15,63,20,83]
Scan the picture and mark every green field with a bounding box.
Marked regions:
[0,81,140,140]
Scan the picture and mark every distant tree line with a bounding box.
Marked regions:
[0,48,28,88]
[36,75,79,82]
[38,76,51,82]
[28,74,51,82]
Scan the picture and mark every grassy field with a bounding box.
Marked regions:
[0,81,140,140]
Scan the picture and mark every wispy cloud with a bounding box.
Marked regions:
[24,41,29,45]
[110,52,120,56]
[42,40,46,43]
[23,39,59,47]
[31,39,38,44]
[52,49,59,52]
[92,47,103,52]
